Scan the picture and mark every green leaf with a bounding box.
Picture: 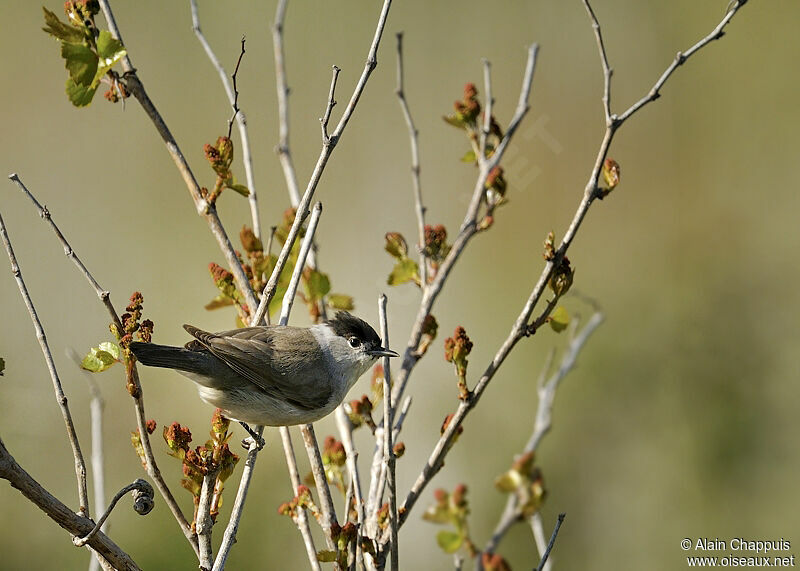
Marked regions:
[61,41,98,86]
[384,233,408,259]
[494,471,522,493]
[80,347,118,373]
[442,115,465,129]
[65,77,97,107]
[436,530,463,554]
[227,183,250,197]
[387,257,420,286]
[0,357,5,376]
[205,294,234,311]
[549,306,570,333]
[92,31,127,88]
[316,550,337,563]
[460,149,477,163]
[327,293,354,311]
[304,270,331,302]
[98,341,121,361]
[42,8,84,43]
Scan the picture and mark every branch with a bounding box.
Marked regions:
[320,66,341,143]
[299,424,340,555]
[0,207,90,517]
[8,174,199,555]
[190,0,261,238]
[535,513,566,571]
[196,469,219,570]
[483,311,603,555]
[97,0,259,313]
[581,0,613,125]
[213,202,325,571]
[394,32,427,288]
[73,480,154,547]
[378,295,398,569]
[0,439,141,571]
[479,58,494,165]
[529,513,552,571]
[272,0,301,206]
[251,0,394,326]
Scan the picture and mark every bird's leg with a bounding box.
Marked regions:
[239,421,265,450]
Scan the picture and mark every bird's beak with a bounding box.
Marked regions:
[368,347,399,358]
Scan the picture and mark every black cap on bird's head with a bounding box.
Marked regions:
[326,312,399,358]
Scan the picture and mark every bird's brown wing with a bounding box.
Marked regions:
[183,324,332,410]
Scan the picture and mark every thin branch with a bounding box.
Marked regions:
[98,0,259,313]
[484,311,603,555]
[320,66,341,143]
[73,480,154,547]
[196,469,219,570]
[0,208,90,517]
[9,174,198,554]
[581,0,613,125]
[252,0,393,327]
[278,202,323,323]
[529,513,552,571]
[479,58,494,165]
[378,295,398,570]
[0,439,140,570]
[616,0,748,124]
[272,0,301,206]
[535,513,566,571]
[335,408,365,524]
[300,424,340,555]
[394,32,427,288]
[190,0,260,237]
[214,200,325,571]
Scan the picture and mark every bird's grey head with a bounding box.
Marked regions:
[323,312,399,373]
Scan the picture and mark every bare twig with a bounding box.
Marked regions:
[98,0,259,313]
[8,174,198,554]
[535,513,566,571]
[479,58,494,164]
[320,66,341,143]
[300,423,340,555]
[272,0,301,206]
[378,295,398,569]
[190,0,260,237]
[73,479,154,548]
[581,0,613,124]
[278,202,323,323]
[530,513,552,571]
[0,439,140,570]
[335,407,366,528]
[394,32,427,287]
[0,208,90,517]
[196,469,219,570]
[251,0,394,327]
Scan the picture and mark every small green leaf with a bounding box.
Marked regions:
[494,471,522,493]
[548,306,570,333]
[384,233,408,259]
[205,294,234,311]
[61,41,98,86]
[81,347,117,373]
[42,8,84,43]
[304,270,331,302]
[387,257,420,287]
[436,530,463,554]
[92,31,127,88]
[316,550,337,562]
[227,183,250,197]
[460,149,477,163]
[98,341,121,361]
[327,293,354,311]
[422,505,450,524]
[442,115,465,129]
[65,77,97,107]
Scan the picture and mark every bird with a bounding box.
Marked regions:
[129,312,398,447]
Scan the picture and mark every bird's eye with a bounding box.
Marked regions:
[348,337,361,348]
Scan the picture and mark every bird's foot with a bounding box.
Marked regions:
[239,422,265,451]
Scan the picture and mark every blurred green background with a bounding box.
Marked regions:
[1,1,798,569]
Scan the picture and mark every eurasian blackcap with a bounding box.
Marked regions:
[129,312,398,444]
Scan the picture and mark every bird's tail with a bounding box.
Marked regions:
[129,342,209,376]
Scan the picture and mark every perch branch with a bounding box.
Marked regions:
[8,174,198,555]
[196,468,219,570]
[190,0,261,238]
[378,295,398,569]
